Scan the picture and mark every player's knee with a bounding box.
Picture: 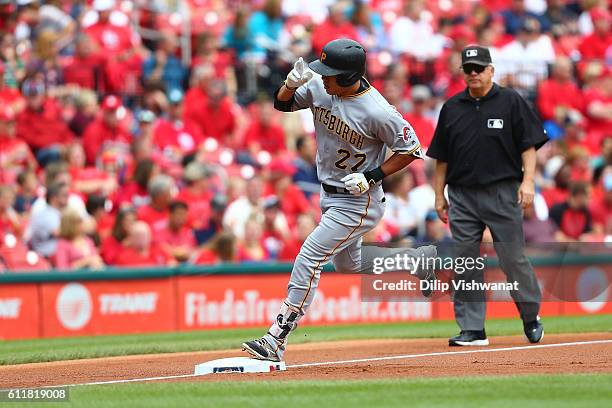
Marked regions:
[332,256,360,274]
[294,248,327,267]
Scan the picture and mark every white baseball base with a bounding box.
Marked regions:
[194,357,286,375]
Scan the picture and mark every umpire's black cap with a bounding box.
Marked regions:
[309,39,366,77]
[461,45,492,66]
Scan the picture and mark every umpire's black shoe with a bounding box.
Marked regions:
[523,317,544,343]
[449,330,489,346]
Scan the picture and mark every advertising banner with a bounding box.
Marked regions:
[0,284,40,340]
[177,273,433,330]
[41,279,176,337]
[1,259,610,339]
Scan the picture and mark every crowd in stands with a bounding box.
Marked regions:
[0,0,610,271]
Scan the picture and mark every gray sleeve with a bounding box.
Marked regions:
[291,81,313,111]
[376,107,423,157]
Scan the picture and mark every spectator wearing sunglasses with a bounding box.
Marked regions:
[427,45,549,347]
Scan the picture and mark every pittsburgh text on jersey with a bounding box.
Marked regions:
[313,106,365,149]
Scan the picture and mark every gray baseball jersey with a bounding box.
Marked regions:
[292,77,422,187]
[260,77,424,360]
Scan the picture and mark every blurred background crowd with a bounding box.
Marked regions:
[0,0,610,271]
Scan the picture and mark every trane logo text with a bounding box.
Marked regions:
[99,292,158,314]
[0,298,22,319]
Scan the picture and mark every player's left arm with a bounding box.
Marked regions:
[341,151,420,195]
[342,111,422,195]
[380,152,419,177]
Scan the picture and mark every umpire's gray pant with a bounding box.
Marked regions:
[448,179,541,331]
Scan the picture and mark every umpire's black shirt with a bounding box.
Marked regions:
[427,83,548,187]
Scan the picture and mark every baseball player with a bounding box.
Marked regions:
[242,39,437,362]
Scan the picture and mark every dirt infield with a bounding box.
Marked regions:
[1,333,611,388]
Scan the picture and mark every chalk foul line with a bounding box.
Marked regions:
[287,339,612,368]
[29,338,612,388]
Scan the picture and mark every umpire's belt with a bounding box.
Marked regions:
[322,183,351,195]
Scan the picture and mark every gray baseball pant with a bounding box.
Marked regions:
[264,186,386,358]
[448,179,541,331]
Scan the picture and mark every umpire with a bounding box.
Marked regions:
[427,45,548,346]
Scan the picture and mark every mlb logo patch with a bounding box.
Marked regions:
[466,49,478,57]
[487,119,504,129]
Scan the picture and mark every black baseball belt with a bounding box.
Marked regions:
[321,183,352,195]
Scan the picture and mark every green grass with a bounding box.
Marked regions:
[1,314,610,365]
[7,374,612,408]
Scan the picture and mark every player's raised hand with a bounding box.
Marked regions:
[294,57,307,75]
[286,57,313,89]
[341,173,370,196]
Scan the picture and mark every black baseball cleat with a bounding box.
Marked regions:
[523,317,544,343]
[449,330,489,346]
[420,267,437,298]
[416,245,438,297]
[242,338,281,362]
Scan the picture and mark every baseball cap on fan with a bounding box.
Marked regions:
[268,158,297,177]
[101,95,126,120]
[183,161,211,182]
[461,45,492,66]
[101,95,121,111]
[93,0,115,11]
[411,85,431,102]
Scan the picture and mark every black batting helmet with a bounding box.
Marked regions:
[309,39,366,87]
